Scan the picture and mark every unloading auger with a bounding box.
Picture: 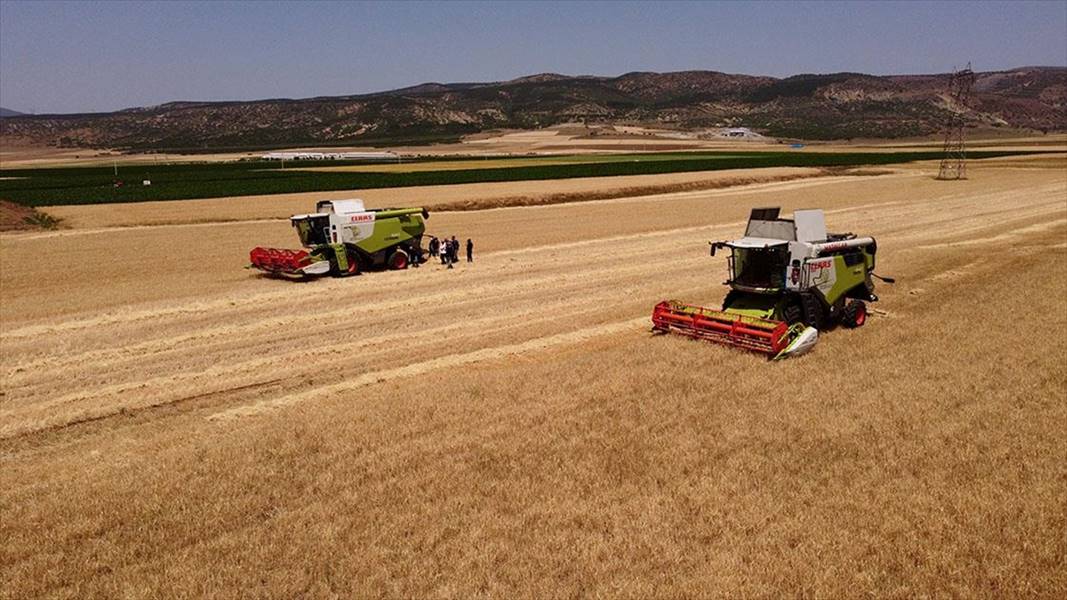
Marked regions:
[652,207,891,359]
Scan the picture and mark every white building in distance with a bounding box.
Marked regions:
[261,151,399,161]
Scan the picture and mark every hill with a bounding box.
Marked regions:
[1,67,1063,150]
[0,107,26,118]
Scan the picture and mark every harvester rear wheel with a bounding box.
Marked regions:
[829,297,846,324]
[388,249,409,270]
[841,300,867,328]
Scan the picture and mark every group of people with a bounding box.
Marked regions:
[427,235,473,269]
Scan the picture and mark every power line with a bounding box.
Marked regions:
[937,63,975,181]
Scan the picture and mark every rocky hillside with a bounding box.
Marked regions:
[2,67,1063,150]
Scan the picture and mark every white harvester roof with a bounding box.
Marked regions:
[793,209,827,243]
[315,199,366,215]
[291,199,368,220]
[742,209,828,244]
[728,236,790,249]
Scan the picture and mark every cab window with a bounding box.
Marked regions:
[843,251,864,267]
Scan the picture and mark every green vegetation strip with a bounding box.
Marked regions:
[0,150,1052,207]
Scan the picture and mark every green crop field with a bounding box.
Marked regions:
[291,153,752,173]
[0,150,1051,207]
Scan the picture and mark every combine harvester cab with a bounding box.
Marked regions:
[249,199,429,278]
[652,207,886,359]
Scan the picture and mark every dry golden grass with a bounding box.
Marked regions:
[35,166,822,229]
[1,155,1065,597]
[428,169,869,212]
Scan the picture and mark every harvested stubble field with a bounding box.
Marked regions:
[1,155,1065,597]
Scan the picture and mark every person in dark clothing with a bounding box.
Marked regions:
[410,244,422,268]
[466,238,473,262]
[428,237,438,258]
[450,236,459,263]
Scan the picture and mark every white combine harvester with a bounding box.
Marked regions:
[653,207,893,359]
[250,199,429,277]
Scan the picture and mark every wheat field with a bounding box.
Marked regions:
[1,154,1065,597]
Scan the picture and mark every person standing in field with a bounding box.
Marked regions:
[450,236,459,264]
[466,238,473,263]
[429,236,438,258]
[440,238,449,265]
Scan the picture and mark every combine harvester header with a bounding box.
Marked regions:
[250,199,429,277]
[652,207,891,359]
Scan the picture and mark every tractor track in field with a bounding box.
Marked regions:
[1,212,739,437]
[0,377,290,444]
[2,167,1064,445]
[2,218,286,241]
[209,316,655,421]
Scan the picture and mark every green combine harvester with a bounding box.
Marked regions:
[250,199,428,277]
[652,207,892,359]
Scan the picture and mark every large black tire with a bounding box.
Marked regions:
[828,296,846,325]
[800,292,826,330]
[782,301,804,325]
[841,300,868,328]
[330,248,360,277]
[343,249,361,276]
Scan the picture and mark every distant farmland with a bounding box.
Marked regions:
[0,149,1054,206]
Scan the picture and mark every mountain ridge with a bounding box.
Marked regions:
[1,67,1063,150]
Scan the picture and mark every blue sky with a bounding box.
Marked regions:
[1,0,1064,114]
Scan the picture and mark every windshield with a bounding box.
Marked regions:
[293,216,330,246]
[729,246,788,290]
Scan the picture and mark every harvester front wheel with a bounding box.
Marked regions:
[841,300,867,328]
[388,249,409,270]
[782,302,803,325]
[344,250,361,276]
[800,293,825,330]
